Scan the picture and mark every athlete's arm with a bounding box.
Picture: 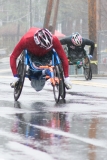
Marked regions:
[83,39,95,55]
[60,36,71,45]
[53,36,69,77]
[10,37,26,76]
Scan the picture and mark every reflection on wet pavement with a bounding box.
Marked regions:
[88,118,98,160]
[0,100,107,160]
[2,55,107,159]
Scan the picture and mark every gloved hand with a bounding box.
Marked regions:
[64,77,72,89]
[88,55,93,59]
[42,69,52,77]
[10,76,19,88]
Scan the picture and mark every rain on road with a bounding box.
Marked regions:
[0,58,107,160]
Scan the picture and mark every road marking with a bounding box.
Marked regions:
[0,69,11,73]
[0,76,12,78]
[72,80,107,88]
[0,75,107,88]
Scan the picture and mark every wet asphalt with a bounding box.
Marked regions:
[0,57,107,160]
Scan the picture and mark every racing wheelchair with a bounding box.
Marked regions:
[64,47,92,80]
[14,49,66,103]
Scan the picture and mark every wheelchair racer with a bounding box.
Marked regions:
[60,32,95,65]
[10,28,72,91]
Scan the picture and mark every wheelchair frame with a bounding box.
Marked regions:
[14,49,66,103]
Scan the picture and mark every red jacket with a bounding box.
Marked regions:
[10,27,68,77]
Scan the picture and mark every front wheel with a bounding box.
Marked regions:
[89,67,92,80]
[53,65,66,103]
[14,53,26,101]
[83,57,92,80]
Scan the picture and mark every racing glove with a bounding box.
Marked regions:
[88,55,93,59]
[64,77,72,89]
[10,75,19,88]
[42,69,52,77]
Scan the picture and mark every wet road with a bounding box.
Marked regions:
[0,57,107,160]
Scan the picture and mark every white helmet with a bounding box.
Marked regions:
[71,32,82,46]
[34,28,53,49]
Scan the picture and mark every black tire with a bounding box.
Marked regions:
[14,53,26,101]
[89,67,92,80]
[83,57,92,80]
[53,65,66,103]
[58,64,66,100]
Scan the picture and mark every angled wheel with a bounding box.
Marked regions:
[14,52,26,101]
[53,65,66,103]
[89,67,92,80]
[58,64,66,100]
[83,57,92,80]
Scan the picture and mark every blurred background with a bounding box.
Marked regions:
[0,0,107,75]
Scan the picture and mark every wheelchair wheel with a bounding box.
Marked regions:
[89,67,92,80]
[14,53,26,101]
[83,56,92,80]
[53,65,66,103]
[58,64,66,99]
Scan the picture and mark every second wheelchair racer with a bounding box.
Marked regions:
[10,28,72,91]
[60,32,95,63]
